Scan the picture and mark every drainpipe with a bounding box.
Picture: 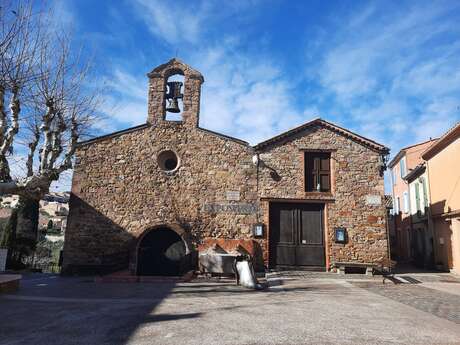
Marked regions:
[424,160,440,269]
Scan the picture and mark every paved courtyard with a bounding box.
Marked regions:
[1,272,460,345]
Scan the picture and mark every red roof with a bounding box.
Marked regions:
[422,122,460,160]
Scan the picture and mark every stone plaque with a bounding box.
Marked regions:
[226,191,240,201]
[203,203,257,215]
[0,248,7,272]
[365,195,381,206]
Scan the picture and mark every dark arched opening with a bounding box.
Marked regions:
[137,227,187,276]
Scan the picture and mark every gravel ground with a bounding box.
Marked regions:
[0,272,459,345]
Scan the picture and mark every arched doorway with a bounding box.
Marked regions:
[137,227,187,276]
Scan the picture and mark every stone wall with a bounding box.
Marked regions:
[63,123,260,274]
[63,122,388,273]
[257,125,388,269]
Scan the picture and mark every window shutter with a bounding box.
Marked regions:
[421,178,428,211]
[400,157,406,178]
[320,174,330,191]
[319,154,330,192]
[305,153,314,192]
[403,192,409,213]
[304,152,331,192]
[313,157,320,191]
[320,156,330,171]
[313,157,319,170]
[415,183,420,212]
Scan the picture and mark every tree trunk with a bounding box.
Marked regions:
[0,207,18,268]
[0,156,10,182]
[0,208,17,248]
[14,196,40,260]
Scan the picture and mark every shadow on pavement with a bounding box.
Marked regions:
[0,273,204,345]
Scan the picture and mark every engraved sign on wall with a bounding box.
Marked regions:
[365,195,382,206]
[226,191,240,201]
[203,203,257,215]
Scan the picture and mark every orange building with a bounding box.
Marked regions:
[388,139,438,262]
[422,122,460,274]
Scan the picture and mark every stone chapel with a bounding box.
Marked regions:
[62,58,390,276]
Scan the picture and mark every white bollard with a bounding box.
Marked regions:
[236,260,257,289]
[234,255,265,290]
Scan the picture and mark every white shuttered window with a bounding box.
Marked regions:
[403,191,409,214]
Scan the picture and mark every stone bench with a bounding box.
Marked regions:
[334,262,378,276]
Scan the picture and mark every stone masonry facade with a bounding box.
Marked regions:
[62,58,390,275]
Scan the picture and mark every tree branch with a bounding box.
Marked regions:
[0,86,20,156]
[39,98,55,172]
[47,111,66,170]
[0,174,51,200]
[56,114,78,174]
[26,124,40,177]
[0,1,100,198]
[0,86,7,142]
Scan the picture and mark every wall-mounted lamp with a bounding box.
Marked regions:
[379,154,389,177]
[335,227,347,244]
[253,223,264,238]
[252,154,280,181]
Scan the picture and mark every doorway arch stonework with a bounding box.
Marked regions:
[131,223,193,275]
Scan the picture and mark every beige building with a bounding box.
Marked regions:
[422,122,460,274]
[40,201,69,217]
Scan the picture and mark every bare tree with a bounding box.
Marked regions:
[0,1,100,256]
[0,1,99,198]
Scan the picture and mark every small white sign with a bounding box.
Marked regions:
[0,249,7,272]
[365,195,382,206]
[226,191,240,201]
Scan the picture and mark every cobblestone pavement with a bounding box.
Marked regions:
[352,281,460,324]
[267,269,460,282]
[266,270,378,280]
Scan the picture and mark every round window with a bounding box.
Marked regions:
[157,150,179,172]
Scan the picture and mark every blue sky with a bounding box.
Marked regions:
[46,0,460,191]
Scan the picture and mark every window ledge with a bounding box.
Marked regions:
[303,192,335,200]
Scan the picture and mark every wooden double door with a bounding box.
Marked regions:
[269,202,325,268]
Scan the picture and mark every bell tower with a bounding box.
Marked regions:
[147,58,204,128]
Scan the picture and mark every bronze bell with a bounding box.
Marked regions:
[165,81,183,113]
[166,98,180,113]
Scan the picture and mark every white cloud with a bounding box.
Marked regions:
[132,0,261,46]
[189,44,305,145]
[50,0,76,31]
[108,69,147,101]
[104,1,459,157]
[101,97,147,128]
[97,69,148,129]
[307,1,460,157]
[412,98,460,142]
[133,0,203,45]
